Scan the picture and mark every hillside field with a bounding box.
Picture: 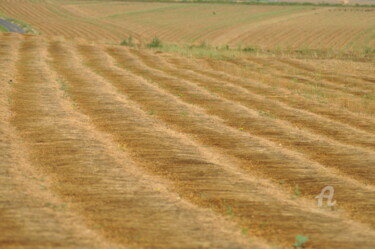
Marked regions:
[0,1,375,249]
[0,0,375,49]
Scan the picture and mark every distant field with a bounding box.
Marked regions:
[1,1,375,249]
[0,0,375,50]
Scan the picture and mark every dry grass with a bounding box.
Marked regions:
[1,0,375,49]
[1,1,375,249]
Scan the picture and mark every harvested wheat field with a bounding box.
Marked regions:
[1,0,375,249]
[1,0,375,49]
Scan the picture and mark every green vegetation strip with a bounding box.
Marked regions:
[120,36,375,61]
[0,24,8,32]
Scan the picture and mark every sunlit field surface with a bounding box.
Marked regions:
[0,0,375,49]
[0,1,374,249]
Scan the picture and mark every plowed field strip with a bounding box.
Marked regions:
[0,33,113,249]
[191,56,375,130]
[222,8,318,46]
[160,54,375,143]
[273,58,375,91]
[120,48,375,185]
[278,72,371,98]
[0,1,120,41]
[46,40,375,249]
[10,36,258,249]
[74,44,375,229]
[233,57,375,116]
[239,57,375,115]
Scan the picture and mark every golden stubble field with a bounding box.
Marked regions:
[1,0,375,49]
[0,1,375,249]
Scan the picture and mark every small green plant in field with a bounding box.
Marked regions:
[0,24,8,32]
[292,78,299,84]
[198,40,209,49]
[58,78,70,98]
[61,203,67,210]
[364,47,375,54]
[120,35,134,47]
[226,205,234,216]
[312,83,327,99]
[362,94,375,104]
[180,111,188,116]
[242,46,258,52]
[118,144,127,151]
[241,227,249,235]
[59,83,68,91]
[257,110,275,119]
[294,234,309,248]
[147,37,162,48]
[59,83,70,98]
[221,44,230,50]
[295,184,300,198]
[38,183,47,190]
[44,202,67,211]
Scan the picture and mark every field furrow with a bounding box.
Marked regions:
[8,35,261,249]
[135,47,375,176]
[227,55,375,112]
[44,40,375,249]
[236,57,375,114]
[1,1,375,248]
[273,58,375,93]
[229,57,375,116]
[67,44,375,229]
[122,48,375,182]
[0,33,117,249]
[164,55,375,139]
[243,56,375,114]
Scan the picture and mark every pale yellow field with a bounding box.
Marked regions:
[1,0,375,49]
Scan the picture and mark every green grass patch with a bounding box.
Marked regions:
[294,234,309,248]
[295,184,300,198]
[148,42,244,59]
[144,38,375,62]
[0,24,8,32]
[120,35,135,47]
[147,37,163,48]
